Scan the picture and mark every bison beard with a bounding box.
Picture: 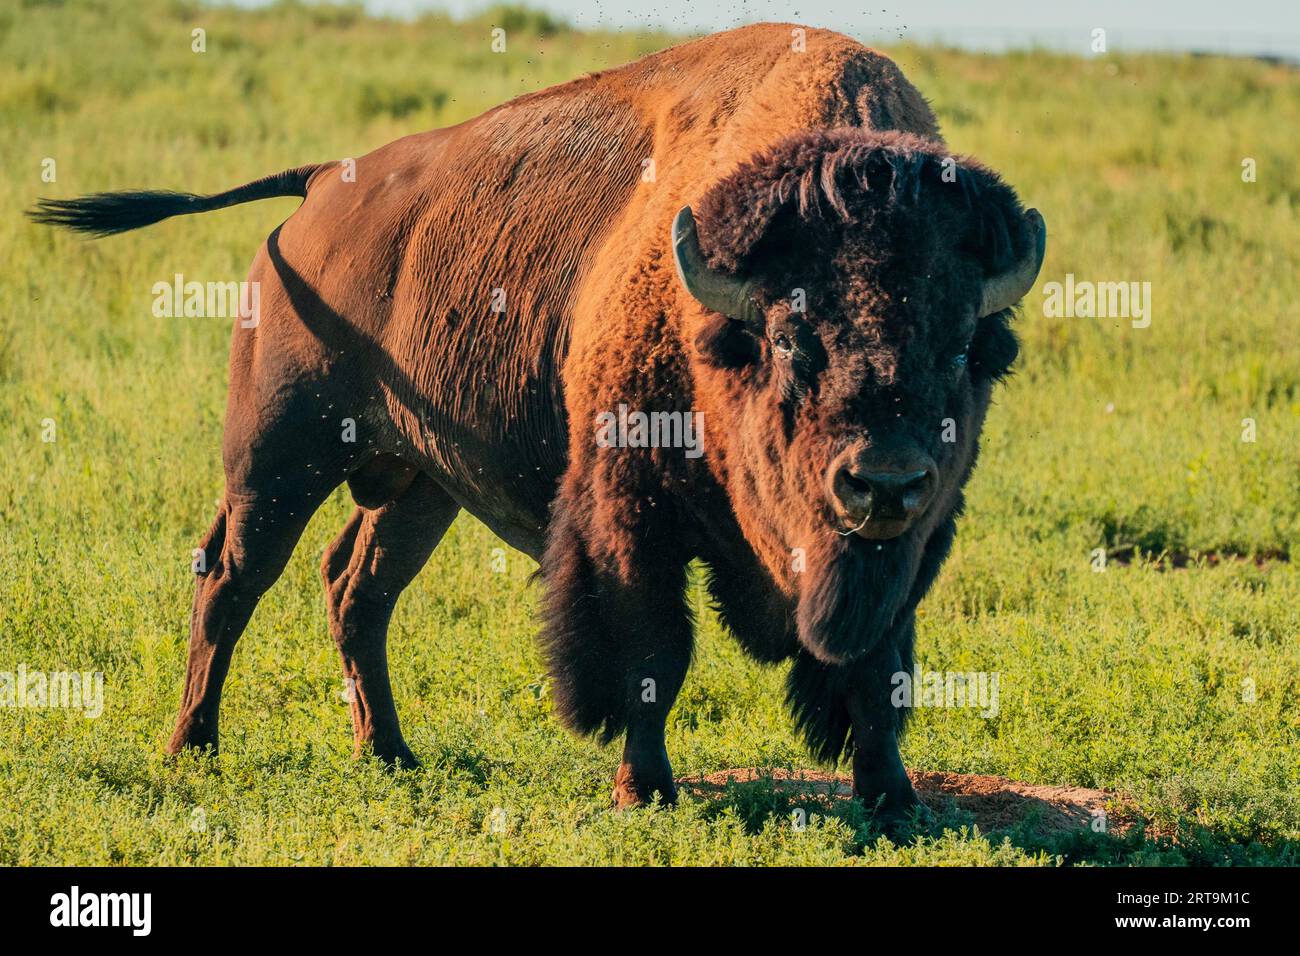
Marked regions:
[795,532,924,666]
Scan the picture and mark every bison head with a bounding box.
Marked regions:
[674,129,1045,665]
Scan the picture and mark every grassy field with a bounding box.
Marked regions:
[1,0,1298,866]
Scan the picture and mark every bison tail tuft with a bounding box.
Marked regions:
[28,163,324,238]
[28,191,206,237]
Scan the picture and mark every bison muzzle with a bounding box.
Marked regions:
[31,23,1046,836]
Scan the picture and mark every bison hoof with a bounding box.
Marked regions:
[611,762,678,809]
[871,793,934,843]
[162,742,220,767]
[362,740,422,771]
[166,713,219,758]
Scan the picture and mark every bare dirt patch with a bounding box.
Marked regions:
[680,767,1143,838]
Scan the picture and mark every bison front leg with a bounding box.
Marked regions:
[844,624,928,828]
[787,617,927,838]
[612,613,692,809]
[539,510,693,808]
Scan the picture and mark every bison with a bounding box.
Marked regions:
[32,23,1045,834]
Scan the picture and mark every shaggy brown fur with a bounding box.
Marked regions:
[31,23,1041,834]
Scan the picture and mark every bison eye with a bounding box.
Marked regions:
[951,345,969,371]
[772,332,794,358]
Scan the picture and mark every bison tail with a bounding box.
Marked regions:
[26,163,327,238]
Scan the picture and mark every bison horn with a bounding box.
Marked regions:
[671,206,763,326]
[978,208,1047,317]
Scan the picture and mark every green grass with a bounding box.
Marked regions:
[1,0,1298,866]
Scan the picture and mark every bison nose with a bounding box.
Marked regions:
[830,462,936,531]
[864,469,932,512]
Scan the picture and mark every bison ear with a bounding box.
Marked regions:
[969,312,1020,382]
[693,312,761,368]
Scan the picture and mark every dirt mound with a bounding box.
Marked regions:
[679,767,1140,837]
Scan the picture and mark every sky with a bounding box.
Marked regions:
[346,0,1300,59]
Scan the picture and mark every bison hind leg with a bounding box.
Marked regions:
[322,461,459,768]
[168,478,341,759]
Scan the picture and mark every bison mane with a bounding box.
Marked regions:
[693,127,1032,284]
